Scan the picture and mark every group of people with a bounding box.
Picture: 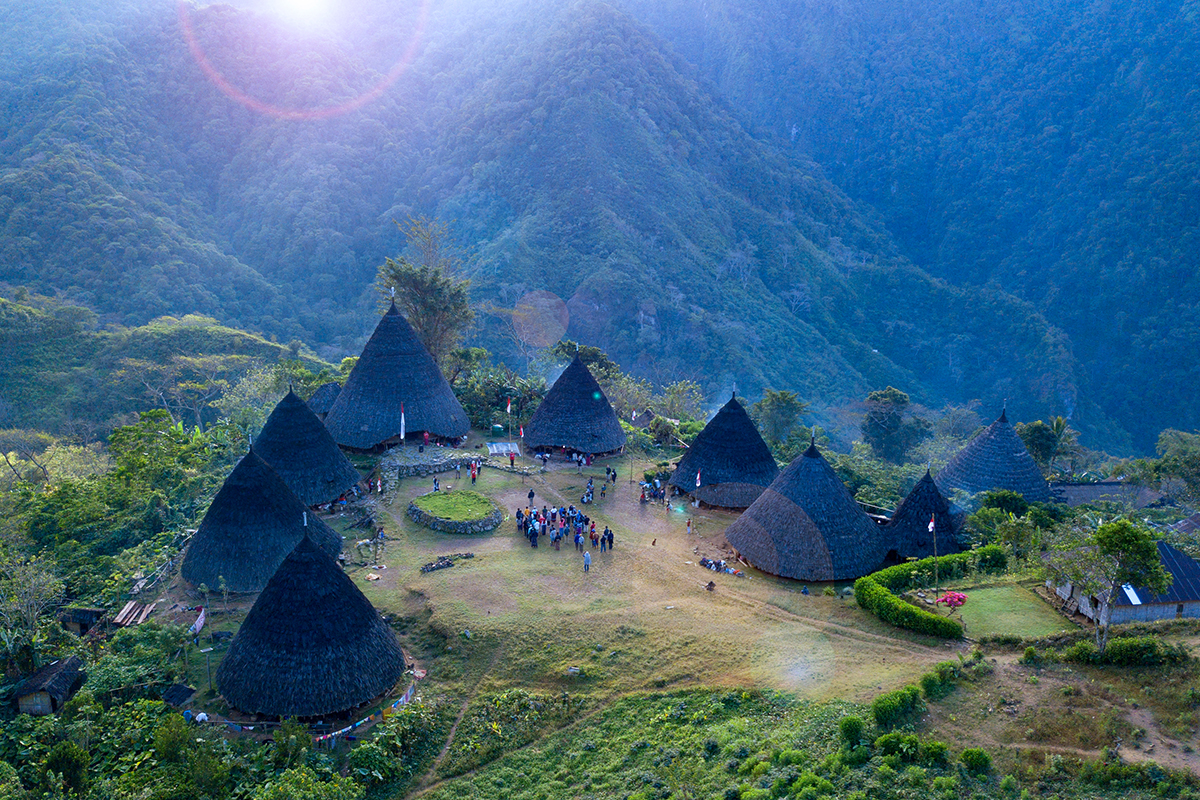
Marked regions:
[580,476,608,504]
[515,503,615,558]
[639,477,671,504]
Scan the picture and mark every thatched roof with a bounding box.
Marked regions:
[886,470,964,558]
[323,303,469,449]
[16,656,84,702]
[254,389,362,506]
[306,382,341,418]
[181,448,342,593]
[725,441,885,581]
[935,410,1052,502]
[668,396,779,508]
[525,356,626,454]
[216,536,406,718]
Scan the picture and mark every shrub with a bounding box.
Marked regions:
[920,672,943,699]
[920,740,949,766]
[1063,636,1189,667]
[1020,646,1041,665]
[348,742,399,786]
[871,686,924,729]
[839,716,865,746]
[153,713,191,763]
[1000,774,1019,793]
[961,748,992,774]
[45,740,89,796]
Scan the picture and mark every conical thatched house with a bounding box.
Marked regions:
[886,470,964,559]
[216,536,406,718]
[526,356,626,455]
[323,303,469,450]
[668,396,779,508]
[306,382,341,419]
[181,449,342,593]
[254,389,362,506]
[725,441,885,581]
[935,410,1051,502]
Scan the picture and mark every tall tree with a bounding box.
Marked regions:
[376,217,474,367]
[1045,519,1171,653]
[861,387,930,463]
[750,390,808,449]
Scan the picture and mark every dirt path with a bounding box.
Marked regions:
[416,644,506,789]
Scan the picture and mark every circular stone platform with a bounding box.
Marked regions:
[407,491,503,534]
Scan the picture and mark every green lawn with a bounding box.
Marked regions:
[952,584,1072,639]
[411,489,496,521]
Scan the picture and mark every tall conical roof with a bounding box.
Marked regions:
[668,396,779,508]
[181,449,342,593]
[886,470,964,558]
[935,410,1051,502]
[254,389,362,506]
[525,356,626,454]
[216,536,406,718]
[323,303,469,449]
[725,441,885,581]
[306,382,341,418]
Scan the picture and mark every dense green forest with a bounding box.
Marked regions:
[1,0,1197,452]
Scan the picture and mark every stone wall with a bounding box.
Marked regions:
[407,501,503,534]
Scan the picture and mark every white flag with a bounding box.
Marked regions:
[189,607,206,635]
[400,403,406,439]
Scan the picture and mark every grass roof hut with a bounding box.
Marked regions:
[525,356,626,455]
[935,409,1052,503]
[216,535,406,718]
[254,389,362,506]
[668,395,779,508]
[306,382,341,419]
[885,470,964,559]
[725,440,885,581]
[323,303,469,450]
[181,448,342,593]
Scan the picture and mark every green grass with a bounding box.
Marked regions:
[411,490,497,521]
[953,584,1071,639]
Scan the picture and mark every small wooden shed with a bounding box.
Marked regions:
[58,607,106,636]
[15,656,85,716]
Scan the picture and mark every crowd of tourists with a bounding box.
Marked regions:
[516,502,615,555]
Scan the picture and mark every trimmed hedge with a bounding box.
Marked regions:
[1063,636,1190,666]
[854,546,1007,639]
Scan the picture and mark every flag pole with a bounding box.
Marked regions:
[932,514,939,599]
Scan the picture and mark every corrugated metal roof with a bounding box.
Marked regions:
[1113,541,1200,606]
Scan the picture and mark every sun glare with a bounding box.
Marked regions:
[272,0,329,28]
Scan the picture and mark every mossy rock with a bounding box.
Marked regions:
[408,491,502,534]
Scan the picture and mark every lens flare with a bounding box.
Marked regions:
[176,0,428,120]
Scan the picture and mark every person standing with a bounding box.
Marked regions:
[470,463,477,485]
[433,476,440,492]
[456,462,462,481]
[528,488,536,506]
[509,452,516,468]
[686,518,693,536]
[583,550,591,573]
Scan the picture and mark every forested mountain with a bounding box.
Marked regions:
[617,0,1200,451]
[1,0,1195,451]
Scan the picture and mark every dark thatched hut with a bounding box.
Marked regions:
[323,303,469,450]
[216,535,406,718]
[15,656,85,716]
[306,382,341,419]
[935,410,1051,502]
[254,389,362,506]
[885,470,964,559]
[668,396,779,509]
[725,440,885,581]
[525,356,626,455]
[181,448,342,593]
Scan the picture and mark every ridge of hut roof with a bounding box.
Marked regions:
[306,382,341,417]
[254,389,362,506]
[935,410,1051,502]
[725,442,886,581]
[525,356,626,453]
[323,303,469,449]
[216,536,406,718]
[181,448,342,593]
[668,395,779,508]
[886,469,964,559]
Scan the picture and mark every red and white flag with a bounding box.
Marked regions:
[696,469,702,488]
[928,515,935,534]
[507,397,512,414]
[400,402,406,439]
[519,425,524,438]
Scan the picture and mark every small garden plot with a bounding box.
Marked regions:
[953,584,1070,639]
[412,491,496,521]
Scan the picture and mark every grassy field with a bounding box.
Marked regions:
[951,584,1073,639]
[411,490,496,521]
[171,438,1200,798]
